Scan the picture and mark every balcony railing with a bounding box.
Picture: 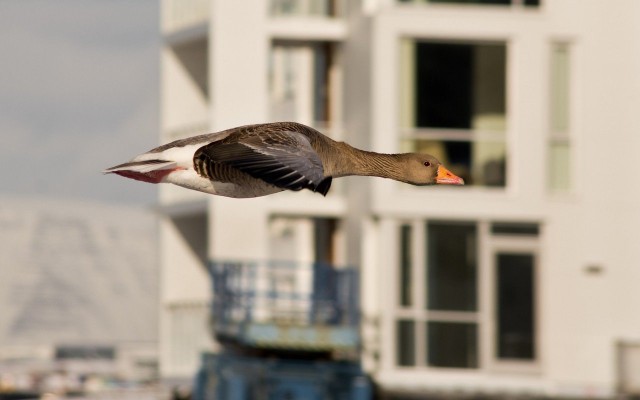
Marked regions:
[209,260,360,351]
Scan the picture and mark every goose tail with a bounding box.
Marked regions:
[313,177,332,196]
[103,159,179,184]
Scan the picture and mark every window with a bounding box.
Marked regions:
[269,216,339,264]
[55,346,115,360]
[400,40,507,187]
[427,223,477,312]
[395,220,539,370]
[428,321,478,368]
[426,222,478,368]
[399,224,413,307]
[269,42,338,132]
[496,253,535,360]
[549,43,572,192]
[397,319,416,366]
[396,221,479,369]
[398,0,539,6]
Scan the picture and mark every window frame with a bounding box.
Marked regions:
[547,41,575,195]
[269,40,344,140]
[394,219,482,370]
[485,234,541,373]
[392,219,541,374]
[398,37,511,189]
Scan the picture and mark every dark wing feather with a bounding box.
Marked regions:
[195,130,330,194]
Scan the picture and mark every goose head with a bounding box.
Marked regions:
[400,153,465,186]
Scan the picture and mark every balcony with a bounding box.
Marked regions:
[209,260,360,353]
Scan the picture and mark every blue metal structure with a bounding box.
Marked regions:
[194,353,371,400]
[193,260,371,400]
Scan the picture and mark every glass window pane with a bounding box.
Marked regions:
[400,40,507,189]
[549,43,571,192]
[427,322,478,368]
[397,320,416,366]
[415,42,473,129]
[551,43,570,134]
[497,253,535,360]
[412,42,506,131]
[400,139,506,187]
[549,141,571,191]
[427,222,477,311]
[399,225,413,307]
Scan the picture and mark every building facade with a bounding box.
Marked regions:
[159,0,640,397]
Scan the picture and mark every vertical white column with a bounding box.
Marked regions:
[210,0,268,129]
[208,0,271,262]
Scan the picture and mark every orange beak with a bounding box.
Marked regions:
[436,165,465,185]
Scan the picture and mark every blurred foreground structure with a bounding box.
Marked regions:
[0,199,158,397]
[158,0,640,398]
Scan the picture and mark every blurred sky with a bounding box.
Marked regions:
[0,1,160,205]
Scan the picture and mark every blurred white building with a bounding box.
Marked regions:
[158,0,640,398]
[0,198,159,391]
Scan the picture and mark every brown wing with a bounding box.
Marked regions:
[194,129,332,195]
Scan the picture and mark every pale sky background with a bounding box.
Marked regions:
[0,1,160,205]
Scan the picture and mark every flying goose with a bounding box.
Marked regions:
[104,122,464,198]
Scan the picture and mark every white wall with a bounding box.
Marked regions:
[158,0,640,394]
[367,1,640,396]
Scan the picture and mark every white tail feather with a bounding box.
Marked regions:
[103,160,177,174]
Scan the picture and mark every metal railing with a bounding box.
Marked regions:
[209,260,359,337]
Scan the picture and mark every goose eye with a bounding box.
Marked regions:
[423,161,431,167]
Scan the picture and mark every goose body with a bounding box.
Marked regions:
[104,122,463,198]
